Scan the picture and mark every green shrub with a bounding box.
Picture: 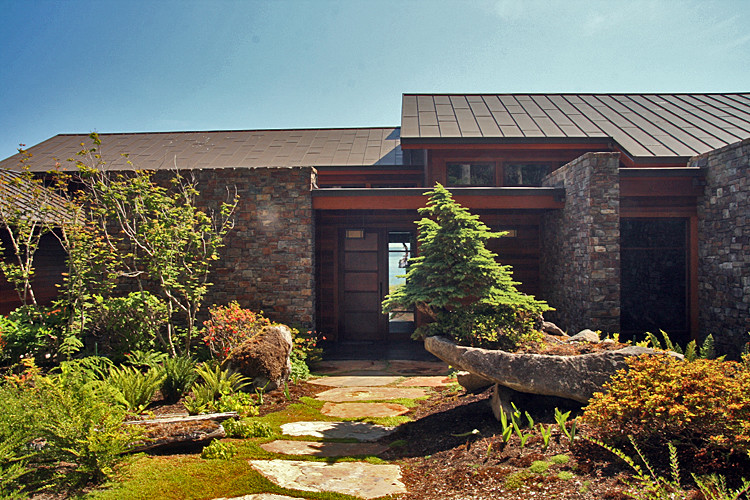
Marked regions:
[107,365,165,414]
[160,355,198,402]
[583,354,750,470]
[0,360,136,492]
[200,440,237,460]
[223,418,271,439]
[212,392,258,417]
[89,292,169,358]
[382,184,550,349]
[289,328,322,379]
[0,306,66,364]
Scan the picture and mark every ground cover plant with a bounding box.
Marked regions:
[382,184,551,350]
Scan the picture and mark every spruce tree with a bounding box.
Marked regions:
[382,184,551,348]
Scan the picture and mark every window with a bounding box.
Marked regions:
[620,218,688,344]
[446,163,494,186]
[503,163,551,186]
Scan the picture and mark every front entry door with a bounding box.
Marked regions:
[339,229,414,342]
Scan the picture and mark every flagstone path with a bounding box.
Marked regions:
[242,359,451,499]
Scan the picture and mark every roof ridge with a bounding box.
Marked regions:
[53,126,401,138]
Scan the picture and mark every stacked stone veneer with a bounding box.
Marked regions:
[690,139,750,357]
[540,152,621,334]
[167,167,315,329]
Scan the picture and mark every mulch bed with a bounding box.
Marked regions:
[380,386,637,499]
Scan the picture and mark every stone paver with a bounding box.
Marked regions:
[235,360,451,499]
[260,440,388,457]
[397,375,452,387]
[280,421,396,441]
[316,386,427,402]
[312,360,388,374]
[214,495,301,500]
[388,360,449,375]
[308,375,401,387]
[249,460,407,499]
[321,402,410,418]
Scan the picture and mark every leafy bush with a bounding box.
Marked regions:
[107,365,165,414]
[223,418,272,439]
[160,355,198,402]
[583,354,750,471]
[200,440,237,460]
[202,302,270,360]
[382,184,550,349]
[0,306,67,364]
[212,391,259,417]
[0,358,136,493]
[89,292,169,358]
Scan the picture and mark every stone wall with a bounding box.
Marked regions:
[540,152,621,334]
[690,138,750,357]
[179,167,315,329]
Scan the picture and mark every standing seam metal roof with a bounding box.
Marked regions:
[401,93,750,158]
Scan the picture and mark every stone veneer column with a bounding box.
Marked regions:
[689,138,750,357]
[540,152,621,334]
[191,167,315,329]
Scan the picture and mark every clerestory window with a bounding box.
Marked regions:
[446,163,494,186]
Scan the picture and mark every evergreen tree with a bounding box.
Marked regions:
[383,184,551,348]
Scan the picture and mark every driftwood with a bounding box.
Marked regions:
[125,412,238,453]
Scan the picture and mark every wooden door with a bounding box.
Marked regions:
[338,229,416,342]
[340,230,385,341]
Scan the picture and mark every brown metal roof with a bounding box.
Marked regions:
[401,93,750,159]
[0,128,404,172]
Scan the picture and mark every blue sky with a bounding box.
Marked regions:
[1,0,748,161]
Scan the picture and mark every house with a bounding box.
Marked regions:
[1,93,749,356]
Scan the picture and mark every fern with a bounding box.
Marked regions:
[700,334,716,359]
[107,365,164,414]
[195,363,251,400]
[160,355,197,402]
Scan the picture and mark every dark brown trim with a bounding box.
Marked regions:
[312,187,566,210]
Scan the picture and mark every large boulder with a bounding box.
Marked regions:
[424,335,682,404]
[223,324,293,391]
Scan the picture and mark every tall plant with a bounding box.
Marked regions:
[383,184,550,347]
[0,150,73,309]
[58,134,237,356]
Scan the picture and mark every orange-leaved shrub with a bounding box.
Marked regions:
[582,354,750,470]
[202,302,271,359]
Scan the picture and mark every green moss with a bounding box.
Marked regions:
[528,461,550,474]
[550,454,570,464]
[299,396,326,409]
[85,449,360,500]
[557,471,575,481]
[353,415,411,427]
[504,471,531,490]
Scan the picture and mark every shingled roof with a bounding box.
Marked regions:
[0,128,403,172]
[401,93,750,159]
